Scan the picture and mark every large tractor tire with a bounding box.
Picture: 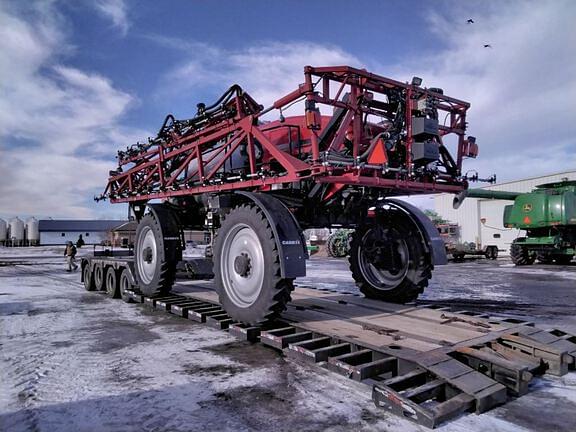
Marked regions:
[510,242,535,265]
[213,204,294,325]
[134,212,178,297]
[349,211,432,303]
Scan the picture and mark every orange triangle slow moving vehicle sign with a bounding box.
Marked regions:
[367,137,388,164]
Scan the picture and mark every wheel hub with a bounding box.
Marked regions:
[143,247,153,263]
[220,223,265,308]
[234,253,251,277]
[358,226,410,290]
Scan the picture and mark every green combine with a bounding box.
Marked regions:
[453,180,576,265]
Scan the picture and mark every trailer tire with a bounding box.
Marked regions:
[119,268,134,303]
[83,263,96,291]
[349,212,431,304]
[510,242,535,266]
[105,267,120,299]
[484,246,498,260]
[93,264,105,291]
[134,213,177,297]
[214,204,293,325]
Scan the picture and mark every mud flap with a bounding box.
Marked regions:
[379,199,448,266]
[146,203,183,263]
[235,191,307,278]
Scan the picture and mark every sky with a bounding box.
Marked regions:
[0,0,575,220]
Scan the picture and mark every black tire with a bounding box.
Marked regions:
[93,264,105,291]
[452,253,465,262]
[83,263,96,291]
[484,246,498,260]
[554,255,573,265]
[213,204,294,325]
[349,212,431,304]
[134,213,177,297]
[105,267,120,298]
[119,268,134,303]
[510,242,535,265]
[537,253,553,264]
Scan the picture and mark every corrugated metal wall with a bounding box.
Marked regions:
[434,170,576,254]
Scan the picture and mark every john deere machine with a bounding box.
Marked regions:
[453,180,576,265]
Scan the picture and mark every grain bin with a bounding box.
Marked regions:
[26,217,40,246]
[9,217,25,246]
[0,218,7,245]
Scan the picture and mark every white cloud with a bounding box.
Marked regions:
[159,0,575,184]
[0,1,141,219]
[389,0,576,182]
[160,40,362,115]
[93,0,129,36]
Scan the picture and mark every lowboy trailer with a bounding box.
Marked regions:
[79,258,576,428]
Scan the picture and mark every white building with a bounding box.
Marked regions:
[434,170,576,254]
[38,220,126,245]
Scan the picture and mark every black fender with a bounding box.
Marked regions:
[235,191,307,278]
[146,203,183,262]
[378,199,448,266]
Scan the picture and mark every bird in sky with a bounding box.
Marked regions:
[467,19,474,24]
[483,44,492,48]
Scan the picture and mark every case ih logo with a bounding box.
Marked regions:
[523,204,533,212]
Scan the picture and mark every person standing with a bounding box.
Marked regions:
[76,234,85,248]
[64,241,78,272]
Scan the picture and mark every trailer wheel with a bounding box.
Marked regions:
[119,268,134,303]
[510,242,535,265]
[214,204,293,324]
[93,264,105,291]
[484,246,498,260]
[452,252,465,262]
[105,267,120,299]
[134,213,177,297]
[349,213,431,303]
[83,264,96,291]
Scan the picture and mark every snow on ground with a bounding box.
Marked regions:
[1,248,576,431]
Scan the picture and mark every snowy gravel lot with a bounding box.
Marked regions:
[1,247,575,432]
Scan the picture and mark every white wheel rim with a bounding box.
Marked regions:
[220,223,265,308]
[136,226,157,285]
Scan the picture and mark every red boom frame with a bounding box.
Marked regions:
[101,66,475,204]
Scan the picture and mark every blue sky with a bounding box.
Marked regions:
[1,0,575,219]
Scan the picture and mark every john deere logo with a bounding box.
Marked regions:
[523,204,532,212]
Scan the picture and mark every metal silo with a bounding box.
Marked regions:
[0,218,6,245]
[9,217,25,246]
[26,217,40,246]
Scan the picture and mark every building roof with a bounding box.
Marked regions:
[38,220,127,232]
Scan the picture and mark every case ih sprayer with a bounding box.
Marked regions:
[91,65,485,324]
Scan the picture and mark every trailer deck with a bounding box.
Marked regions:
[114,281,576,428]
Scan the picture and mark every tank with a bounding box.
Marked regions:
[9,217,25,245]
[0,218,7,244]
[26,217,40,245]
